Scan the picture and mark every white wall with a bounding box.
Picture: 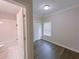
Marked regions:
[0,18,16,43]
[33,17,42,41]
[43,6,79,53]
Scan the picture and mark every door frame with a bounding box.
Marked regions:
[4,0,34,59]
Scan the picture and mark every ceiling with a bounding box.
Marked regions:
[0,0,21,16]
[33,0,79,17]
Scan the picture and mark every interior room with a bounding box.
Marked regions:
[33,0,79,59]
[0,0,22,59]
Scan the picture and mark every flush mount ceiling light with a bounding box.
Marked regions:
[43,5,50,10]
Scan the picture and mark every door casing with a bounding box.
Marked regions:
[4,0,34,59]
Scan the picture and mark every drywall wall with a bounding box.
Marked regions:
[0,18,16,43]
[43,6,79,53]
[33,17,42,41]
[0,12,16,20]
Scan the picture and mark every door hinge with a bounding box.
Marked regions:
[23,14,25,18]
[16,24,18,27]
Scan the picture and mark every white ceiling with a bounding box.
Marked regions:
[0,0,21,16]
[33,0,79,17]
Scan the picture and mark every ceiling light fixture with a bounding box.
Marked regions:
[44,5,50,10]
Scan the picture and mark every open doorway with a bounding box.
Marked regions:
[0,0,25,59]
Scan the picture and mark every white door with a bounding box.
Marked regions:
[16,8,24,59]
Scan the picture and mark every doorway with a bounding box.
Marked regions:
[0,0,25,59]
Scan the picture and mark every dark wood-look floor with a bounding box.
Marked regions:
[60,49,79,59]
[34,39,64,59]
[34,39,79,59]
